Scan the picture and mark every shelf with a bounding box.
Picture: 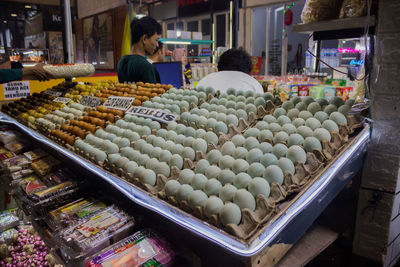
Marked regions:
[159,38,214,45]
[0,113,370,260]
[292,16,376,40]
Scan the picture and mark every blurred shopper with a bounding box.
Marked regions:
[197,48,263,94]
[117,16,161,83]
[148,41,165,64]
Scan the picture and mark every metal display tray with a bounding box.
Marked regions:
[0,112,370,258]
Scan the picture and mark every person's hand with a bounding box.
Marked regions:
[22,64,53,81]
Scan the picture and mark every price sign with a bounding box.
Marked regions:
[53,97,71,104]
[80,95,102,108]
[44,90,62,97]
[3,81,31,99]
[102,96,135,111]
[126,106,177,124]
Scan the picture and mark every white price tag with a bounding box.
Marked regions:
[102,96,135,111]
[44,90,62,97]
[126,106,177,124]
[53,97,71,104]
[3,81,30,99]
[80,95,102,108]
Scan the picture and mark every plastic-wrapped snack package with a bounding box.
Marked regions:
[339,0,366,18]
[17,175,47,196]
[24,149,49,162]
[301,0,344,23]
[0,147,16,161]
[31,155,61,177]
[54,205,136,262]
[0,228,19,245]
[42,168,74,186]
[85,229,177,267]
[2,155,31,173]
[46,198,107,231]
[0,131,17,145]
[0,213,20,233]
[24,181,80,216]
[4,140,29,154]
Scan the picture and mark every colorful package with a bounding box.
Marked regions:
[323,86,337,101]
[85,229,177,267]
[309,85,325,99]
[336,86,354,101]
[24,149,49,162]
[298,85,311,97]
[326,78,346,86]
[19,175,47,195]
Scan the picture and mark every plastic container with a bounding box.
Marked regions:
[46,197,108,231]
[84,229,177,267]
[0,213,20,232]
[23,181,80,216]
[54,205,136,262]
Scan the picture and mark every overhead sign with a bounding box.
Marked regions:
[80,95,102,108]
[126,107,178,124]
[53,97,71,104]
[102,96,135,111]
[3,81,31,100]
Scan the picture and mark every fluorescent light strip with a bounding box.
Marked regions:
[164,41,191,45]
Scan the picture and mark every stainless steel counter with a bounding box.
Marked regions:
[0,112,370,258]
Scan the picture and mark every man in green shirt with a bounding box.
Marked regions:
[117,16,161,84]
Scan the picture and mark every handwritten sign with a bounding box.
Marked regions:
[3,81,30,99]
[53,97,71,104]
[44,90,62,97]
[126,106,178,124]
[80,95,102,108]
[102,96,135,111]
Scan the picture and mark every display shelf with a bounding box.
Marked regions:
[159,38,214,45]
[0,112,370,261]
[292,16,376,40]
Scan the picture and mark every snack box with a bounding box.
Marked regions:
[54,205,136,262]
[297,84,312,97]
[46,197,108,231]
[336,86,354,101]
[84,229,177,267]
[323,85,337,101]
[309,85,325,100]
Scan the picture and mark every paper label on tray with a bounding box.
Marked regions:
[75,201,107,218]
[80,95,102,108]
[3,81,30,99]
[102,96,135,111]
[126,107,177,124]
[44,90,63,97]
[53,97,71,104]
[87,238,158,267]
[75,211,120,238]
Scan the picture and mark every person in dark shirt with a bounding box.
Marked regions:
[117,16,161,84]
[0,64,52,84]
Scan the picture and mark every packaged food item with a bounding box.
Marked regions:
[42,168,74,186]
[4,141,29,154]
[47,198,107,231]
[10,168,35,180]
[326,78,347,87]
[0,131,17,144]
[54,205,136,261]
[31,155,61,177]
[309,85,325,99]
[0,148,16,161]
[0,228,18,245]
[323,86,337,101]
[2,156,31,173]
[336,86,353,101]
[85,229,177,267]
[0,213,20,232]
[24,149,49,162]
[339,0,366,18]
[301,0,343,23]
[18,175,47,195]
[24,181,80,216]
[298,85,311,97]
